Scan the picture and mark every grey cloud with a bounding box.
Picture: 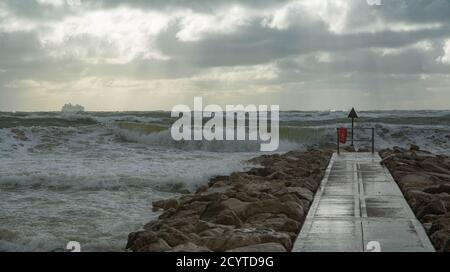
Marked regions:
[377,0,450,24]
[1,0,78,21]
[1,0,450,110]
[155,17,450,68]
[279,47,450,77]
[2,0,290,20]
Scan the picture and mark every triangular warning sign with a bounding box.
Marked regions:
[348,108,358,118]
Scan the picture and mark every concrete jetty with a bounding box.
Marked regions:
[293,152,434,252]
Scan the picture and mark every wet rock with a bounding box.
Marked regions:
[286,187,314,202]
[393,146,407,153]
[200,198,247,225]
[221,198,249,214]
[157,227,191,247]
[247,167,273,177]
[152,198,179,211]
[187,192,226,204]
[159,208,177,219]
[279,194,311,210]
[228,191,259,202]
[424,184,450,195]
[398,174,436,192]
[405,190,435,210]
[262,216,300,234]
[412,151,436,161]
[144,239,172,252]
[410,144,420,151]
[429,216,450,235]
[204,228,292,252]
[421,214,441,224]
[126,231,172,252]
[267,171,291,180]
[196,185,209,194]
[420,159,450,175]
[430,229,450,252]
[417,200,446,219]
[209,175,230,187]
[244,200,305,223]
[216,209,243,226]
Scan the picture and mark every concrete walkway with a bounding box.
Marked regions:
[293,152,435,252]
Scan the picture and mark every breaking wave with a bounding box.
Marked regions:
[111,121,450,154]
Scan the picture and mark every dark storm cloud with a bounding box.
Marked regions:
[1,0,76,20]
[0,0,449,110]
[2,0,289,20]
[155,18,450,69]
[0,32,88,82]
[377,0,450,24]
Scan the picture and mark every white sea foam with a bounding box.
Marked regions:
[0,126,258,251]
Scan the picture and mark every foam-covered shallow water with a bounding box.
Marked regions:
[0,110,449,251]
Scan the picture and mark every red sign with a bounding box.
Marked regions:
[339,128,348,144]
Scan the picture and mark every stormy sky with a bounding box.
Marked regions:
[0,0,449,111]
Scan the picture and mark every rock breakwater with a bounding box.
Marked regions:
[126,149,332,252]
[380,146,450,252]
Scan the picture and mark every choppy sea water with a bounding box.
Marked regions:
[0,110,449,251]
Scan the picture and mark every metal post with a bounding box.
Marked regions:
[337,128,340,154]
[371,128,375,154]
[351,118,354,147]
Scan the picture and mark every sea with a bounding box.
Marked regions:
[0,110,449,251]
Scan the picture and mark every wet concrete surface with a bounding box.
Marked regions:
[293,152,434,252]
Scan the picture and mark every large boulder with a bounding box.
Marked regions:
[201,228,292,252]
[152,198,179,211]
[214,209,243,226]
[398,174,436,192]
[417,199,446,219]
[243,200,305,223]
[430,229,450,252]
[420,159,450,175]
[157,227,192,247]
[200,198,248,226]
[424,184,450,195]
[429,216,450,235]
[405,190,435,211]
[286,187,314,202]
[410,144,420,151]
[126,231,172,252]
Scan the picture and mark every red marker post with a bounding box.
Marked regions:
[339,127,348,144]
[337,127,348,154]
